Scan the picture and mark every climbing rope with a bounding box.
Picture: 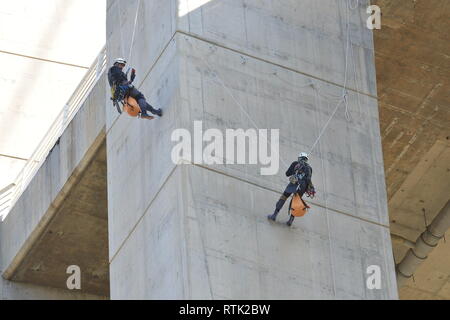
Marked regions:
[116,0,125,59]
[195,47,290,168]
[118,0,359,173]
[187,0,358,167]
[309,0,358,154]
[309,94,347,153]
[312,0,360,297]
[118,0,357,160]
[116,0,141,67]
[127,0,141,67]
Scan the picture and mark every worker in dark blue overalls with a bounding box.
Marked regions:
[108,57,162,119]
[268,152,315,226]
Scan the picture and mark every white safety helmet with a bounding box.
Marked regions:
[114,57,127,65]
[298,152,309,161]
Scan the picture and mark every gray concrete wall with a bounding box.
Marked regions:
[107,0,397,299]
[177,0,377,96]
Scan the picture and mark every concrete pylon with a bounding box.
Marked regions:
[106,0,398,299]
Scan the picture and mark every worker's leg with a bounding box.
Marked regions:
[129,87,162,117]
[286,214,295,226]
[137,98,163,117]
[268,189,291,221]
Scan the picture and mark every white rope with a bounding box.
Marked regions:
[309,96,346,153]
[116,0,141,68]
[116,0,125,59]
[127,0,141,66]
[343,1,351,93]
[183,40,291,168]
[199,49,290,168]
[321,0,360,296]
[309,0,354,154]
[342,0,352,112]
[314,79,336,297]
[181,0,359,171]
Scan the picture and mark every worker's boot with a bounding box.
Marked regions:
[138,98,163,117]
[267,197,286,221]
[148,104,163,117]
[139,109,154,120]
[286,214,295,227]
[153,108,163,117]
[267,211,278,221]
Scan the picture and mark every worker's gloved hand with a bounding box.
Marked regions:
[306,189,316,199]
[289,175,298,185]
[130,68,136,83]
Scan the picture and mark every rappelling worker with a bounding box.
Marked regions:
[268,152,316,226]
[108,57,162,119]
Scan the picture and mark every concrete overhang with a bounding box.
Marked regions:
[373,0,450,299]
[0,73,109,298]
[5,141,109,296]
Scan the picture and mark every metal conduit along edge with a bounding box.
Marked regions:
[396,200,450,287]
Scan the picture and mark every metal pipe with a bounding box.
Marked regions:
[396,200,450,287]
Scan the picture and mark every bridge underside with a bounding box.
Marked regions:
[0,71,108,299]
[8,142,109,297]
[373,0,450,299]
